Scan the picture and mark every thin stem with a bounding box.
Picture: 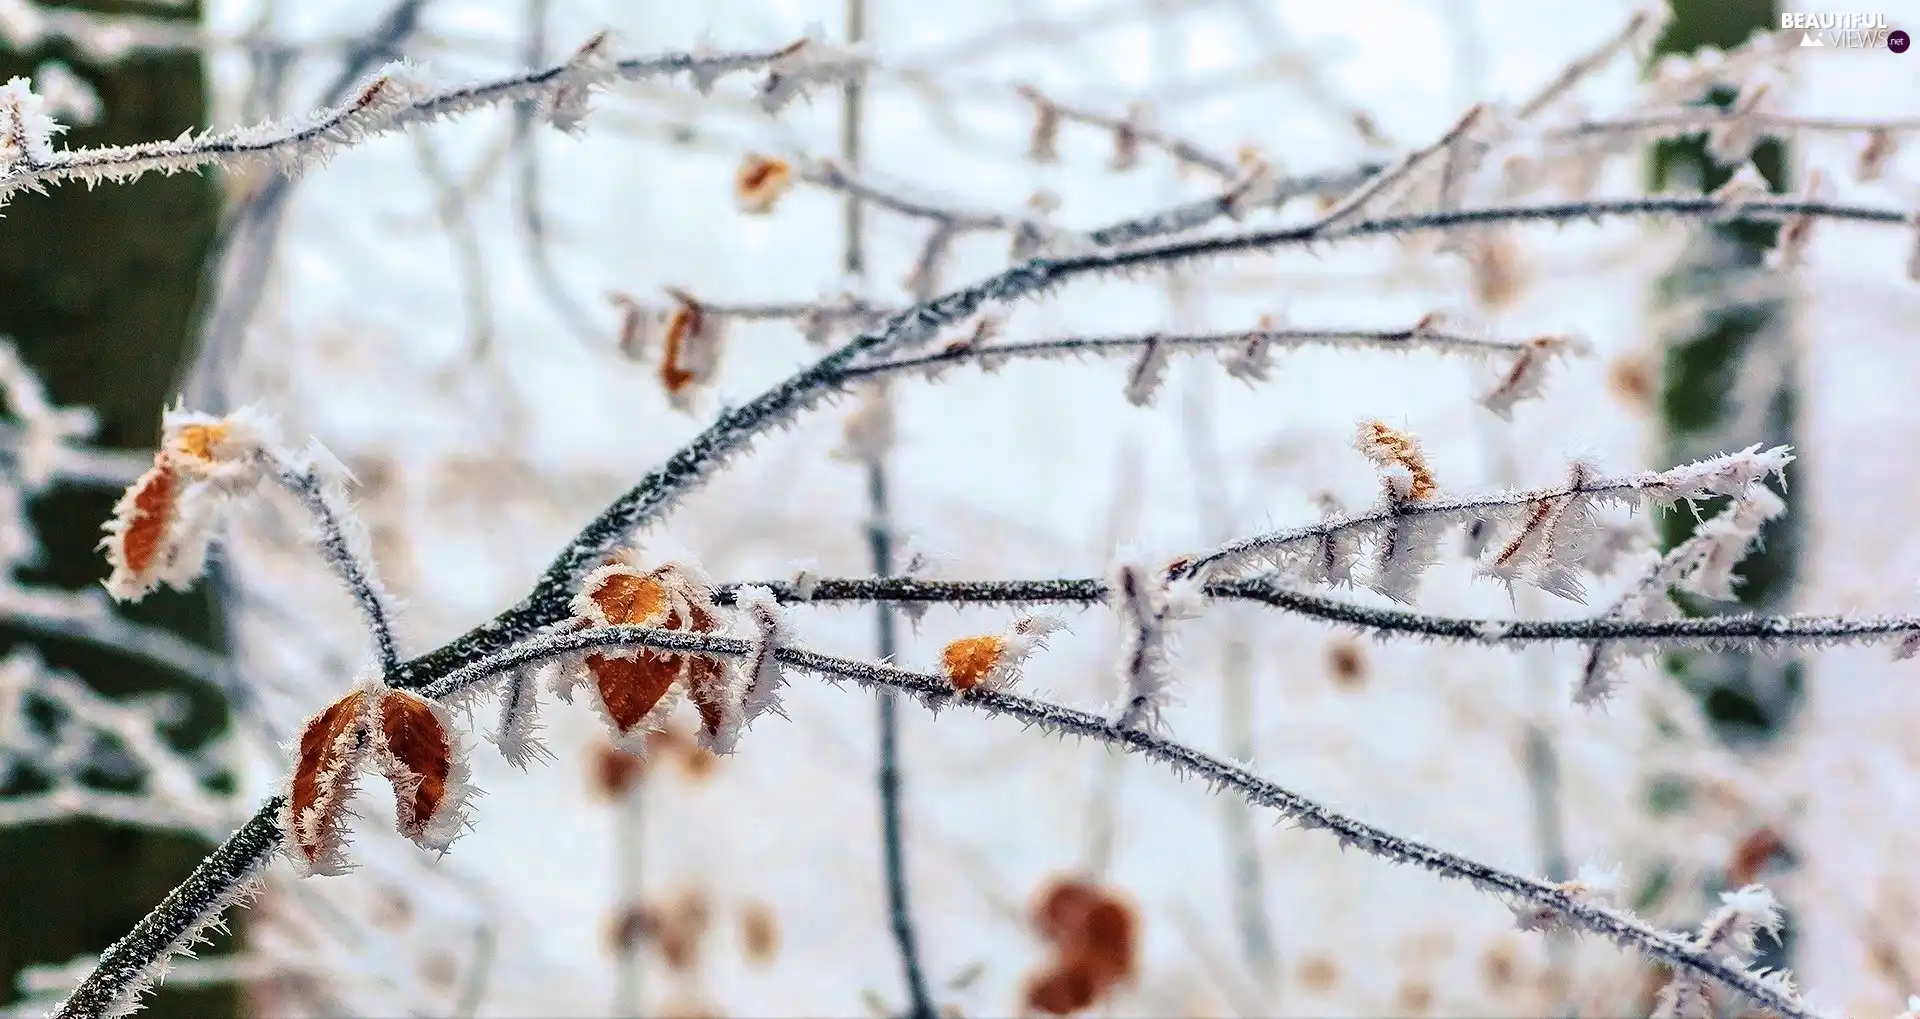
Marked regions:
[870,461,934,1019]
[0,41,810,203]
[708,574,1920,649]
[841,325,1549,381]
[267,462,400,677]
[842,0,934,1009]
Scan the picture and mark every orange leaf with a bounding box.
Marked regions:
[592,570,672,627]
[589,650,683,734]
[371,688,464,851]
[168,421,232,465]
[283,690,371,876]
[661,303,702,395]
[100,458,183,601]
[734,153,792,214]
[941,635,1005,692]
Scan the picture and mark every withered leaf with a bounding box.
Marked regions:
[284,690,371,875]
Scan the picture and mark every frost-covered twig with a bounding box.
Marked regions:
[708,573,1920,655]
[1651,887,1785,1019]
[1014,84,1238,177]
[0,37,848,204]
[1185,444,1793,585]
[841,323,1583,402]
[1511,5,1666,119]
[49,805,281,1019]
[1070,196,1912,282]
[799,156,1037,234]
[263,456,403,678]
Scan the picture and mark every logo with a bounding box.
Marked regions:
[1782,11,1897,47]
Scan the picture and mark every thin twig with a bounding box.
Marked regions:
[266,461,401,677]
[708,574,1920,650]
[841,0,935,1009]
[0,39,814,203]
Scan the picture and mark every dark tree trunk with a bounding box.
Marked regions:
[0,3,235,1016]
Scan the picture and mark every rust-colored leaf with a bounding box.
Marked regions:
[734,153,792,214]
[101,457,184,604]
[1027,876,1138,1011]
[661,303,702,395]
[1024,964,1097,1016]
[1355,420,1438,501]
[284,690,370,874]
[590,650,683,733]
[373,688,457,849]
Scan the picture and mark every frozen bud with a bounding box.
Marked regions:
[731,585,790,729]
[1123,337,1169,407]
[1223,313,1281,383]
[1482,334,1591,419]
[757,37,866,114]
[488,665,554,770]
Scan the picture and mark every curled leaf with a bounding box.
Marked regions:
[659,294,726,410]
[281,689,374,877]
[370,687,469,852]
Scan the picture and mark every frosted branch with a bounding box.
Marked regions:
[841,323,1581,397]
[0,38,842,205]
[706,574,1920,656]
[263,453,402,677]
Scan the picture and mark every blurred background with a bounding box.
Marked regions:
[2,0,1919,1015]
